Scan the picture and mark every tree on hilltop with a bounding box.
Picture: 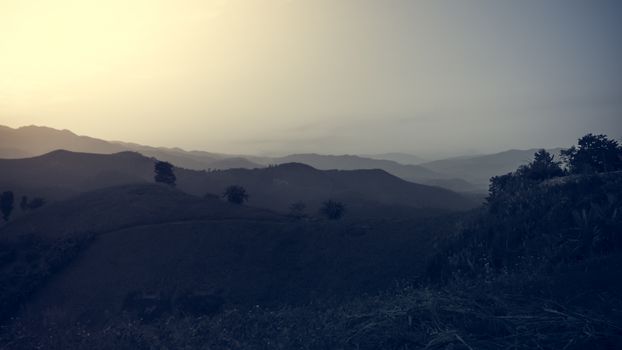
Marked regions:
[561,134,622,174]
[154,161,176,186]
[1,191,14,222]
[223,185,249,204]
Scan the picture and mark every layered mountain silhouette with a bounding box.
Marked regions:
[0,125,261,170]
[1,124,563,192]
[420,148,563,188]
[0,150,478,214]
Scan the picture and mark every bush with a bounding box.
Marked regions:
[561,134,622,174]
[154,161,176,186]
[223,185,249,204]
[320,200,345,220]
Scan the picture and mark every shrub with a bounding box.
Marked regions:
[154,161,176,186]
[223,185,249,204]
[320,200,345,220]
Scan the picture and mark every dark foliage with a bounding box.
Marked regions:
[0,234,93,324]
[154,161,176,186]
[516,149,565,181]
[19,196,46,212]
[561,133,622,174]
[20,196,28,212]
[320,200,346,220]
[0,191,14,222]
[223,185,249,204]
[430,142,622,282]
[26,197,46,210]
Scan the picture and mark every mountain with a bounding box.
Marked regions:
[0,147,33,159]
[259,153,476,191]
[0,125,261,170]
[0,125,482,192]
[186,162,478,213]
[420,148,564,189]
[0,151,478,215]
[362,152,427,165]
[3,125,563,193]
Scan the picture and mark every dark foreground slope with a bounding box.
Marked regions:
[0,150,478,215]
[0,184,460,328]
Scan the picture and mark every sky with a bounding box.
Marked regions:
[1,0,621,157]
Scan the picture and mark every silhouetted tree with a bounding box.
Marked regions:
[488,150,563,209]
[20,196,28,212]
[154,161,176,186]
[1,191,14,222]
[320,200,345,220]
[19,196,46,212]
[27,197,46,210]
[223,185,249,204]
[516,149,565,181]
[288,201,307,219]
[561,134,622,174]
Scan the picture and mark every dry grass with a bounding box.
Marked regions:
[3,281,621,350]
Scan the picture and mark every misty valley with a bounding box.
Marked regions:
[0,126,621,349]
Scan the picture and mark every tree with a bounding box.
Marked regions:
[27,197,46,210]
[516,149,564,181]
[320,200,345,220]
[1,191,14,222]
[223,185,249,204]
[154,161,176,186]
[19,196,46,212]
[561,134,622,174]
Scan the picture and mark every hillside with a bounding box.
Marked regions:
[0,150,153,200]
[259,153,477,192]
[0,151,478,215]
[0,184,280,240]
[0,183,461,325]
[187,163,477,213]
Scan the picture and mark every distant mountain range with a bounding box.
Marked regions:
[0,124,563,192]
[361,152,427,165]
[0,125,262,170]
[419,148,564,188]
[0,150,478,215]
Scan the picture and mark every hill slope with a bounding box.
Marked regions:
[0,151,478,214]
[186,163,476,212]
[0,184,461,324]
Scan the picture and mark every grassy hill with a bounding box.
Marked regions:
[0,184,461,327]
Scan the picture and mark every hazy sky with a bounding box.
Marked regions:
[1,0,621,157]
